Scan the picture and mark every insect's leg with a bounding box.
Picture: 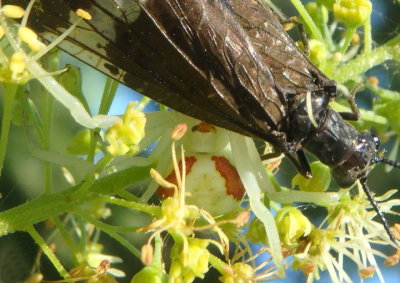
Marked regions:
[281,18,310,56]
[360,177,396,242]
[281,151,312,178]
[296,150,312,178]
[260,151,282,160]
[338,84,363,121]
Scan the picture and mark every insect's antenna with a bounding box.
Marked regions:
[359,177,396,242]
[376,157,400,169]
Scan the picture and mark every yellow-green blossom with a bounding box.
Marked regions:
[289,185,400,282]
[169,238,210,283]
[334,0,372,28]
[219,262,254,283]
[276,206,313,246]
[105,102,146,156]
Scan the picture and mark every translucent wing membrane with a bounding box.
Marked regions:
[9,0,335,151]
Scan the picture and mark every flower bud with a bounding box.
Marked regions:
[334,0,372,28]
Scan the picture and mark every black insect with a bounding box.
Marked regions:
[11,0,400,240]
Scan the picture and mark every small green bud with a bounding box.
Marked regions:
[67,129,93,155]
[246,218,268,245]
[130,266,162,283]
[306,3,329,25]
[316,0,335,10]
[308,39,328,67]
[292,161,330,192]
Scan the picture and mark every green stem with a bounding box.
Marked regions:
[0,163,153,236]
[79,211,141,258]
[75,154,113,197]
[87,78,119,163]
[290,0,323,41]
[363,17,372,53]
[100,195,161,216]
[98,77,119,115]
[0,83,18,175]
[52,216,82,264]
[340,27,356,54]
[78,210,141,233]
[153,235,163,269]
[41,51,60,194]
[87,129,99,164]
[42,86,54,194]
[26,225,69,278]
[333,36,400,83]
[208,254,228,274]
[98,228,142,258]
[115,188,141,202]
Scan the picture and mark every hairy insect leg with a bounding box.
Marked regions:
[281,18,310,56]
[338,84,363,121]
[360,177,396,242]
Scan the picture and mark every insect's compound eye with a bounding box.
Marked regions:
[372,134,380,150]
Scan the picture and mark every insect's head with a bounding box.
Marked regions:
[332,131,400,188]
[331,132,381,188]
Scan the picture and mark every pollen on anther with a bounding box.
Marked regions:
[76,9,92,20]
[10,52,26,74]
[18,27,43,52]
[18,27,38,44]
[2,5,25,19]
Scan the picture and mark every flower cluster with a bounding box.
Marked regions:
[105,102,146,156]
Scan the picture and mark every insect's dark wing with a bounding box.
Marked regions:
[12,0,335,149]
[227,0,331,94]
[16,0,268,139]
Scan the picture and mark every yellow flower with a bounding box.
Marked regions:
[105,102,146,156]
[275,206,313,246]
[169,238,210,283]
[334,0,372,28]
